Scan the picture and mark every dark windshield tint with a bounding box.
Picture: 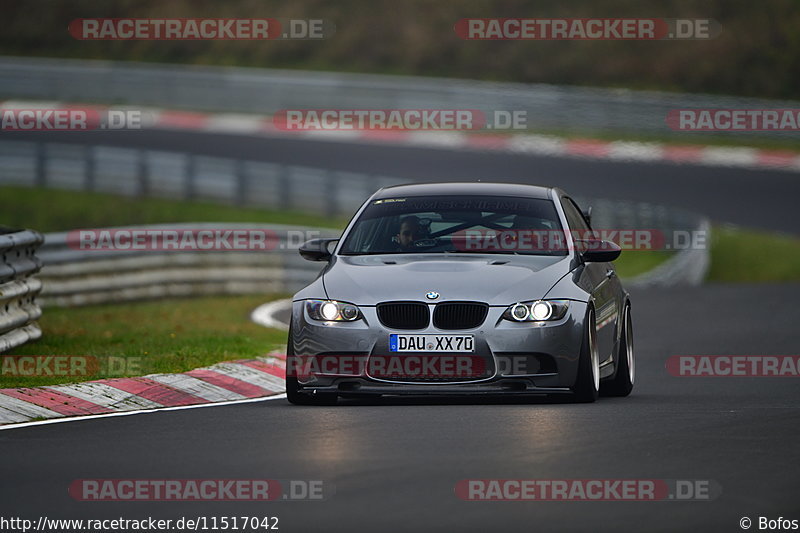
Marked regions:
[339,195,566,256]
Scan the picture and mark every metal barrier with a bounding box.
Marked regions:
[34,211,709,308]
[0,140,397,219]
[0,228,44,352]
[37,224,339,307]
[1,56,797,138]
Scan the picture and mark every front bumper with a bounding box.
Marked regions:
[290,299,589,395]
[296,378,573,397]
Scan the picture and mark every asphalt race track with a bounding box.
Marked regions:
[4,129,800,234]
[2,131,798,532]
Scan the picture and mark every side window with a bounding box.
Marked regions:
[560,197,591,233]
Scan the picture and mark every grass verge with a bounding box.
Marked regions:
[707,226,800,282]
[613,251,674,279]
[1,294,288,389]
[0,186,350,233]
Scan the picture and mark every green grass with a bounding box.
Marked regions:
[613,251,674,279]
[1,294,289,389]
[0,186,349,233]
[707,226,800,282]
[615,226,800,282]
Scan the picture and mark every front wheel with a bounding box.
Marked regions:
[572,307,599,403]
[285,321,338,406]
[600,304,634,397]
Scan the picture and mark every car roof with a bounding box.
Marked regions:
[373,182,554,200]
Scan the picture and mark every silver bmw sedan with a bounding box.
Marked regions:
[287,182,634,405]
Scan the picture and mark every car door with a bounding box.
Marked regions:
[560,196,618,363]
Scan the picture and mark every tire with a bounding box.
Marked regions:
[285,321,338,406]
[572,307,600,403]
[600,304,634,397]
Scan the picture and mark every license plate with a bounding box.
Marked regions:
[389,334,474,352]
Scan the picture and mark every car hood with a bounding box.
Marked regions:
[323,254,572,306]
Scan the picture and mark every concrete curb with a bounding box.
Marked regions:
[3,100,799,173]
[0,354,286,426]
[251,299,292,330]
[627,219,711,288]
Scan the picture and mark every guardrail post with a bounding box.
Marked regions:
[185,154,196,200]
[0,229,44,353]
[85,145,95,192]
[35,142,46,187]
[325,170,338,218]
[279,165,292,210]
[365,174,375,201]
[137,149,148,197]
[235,159,247,206]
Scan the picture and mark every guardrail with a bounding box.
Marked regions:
[0,228,44,352]
[34,210,709,308]
[0,136,710,304]
[0,140,397,219]
[36,224,339,307]
[1,56,797,138]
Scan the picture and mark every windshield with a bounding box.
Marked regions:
[339,195,567,256]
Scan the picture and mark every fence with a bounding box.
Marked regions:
[1,56,797,138]
[0,228,44,353]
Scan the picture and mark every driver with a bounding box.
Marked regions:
[395,216,426,251]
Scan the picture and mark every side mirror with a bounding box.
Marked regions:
[581,206,593,227]
[576,239,621,262]
[299,238,338,262]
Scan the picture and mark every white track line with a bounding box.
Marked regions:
[205,114,264,134]
[251,299,292,330]
[0,394,287,432]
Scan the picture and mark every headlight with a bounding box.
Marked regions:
[503,300,569,322]
[306,300,362,322]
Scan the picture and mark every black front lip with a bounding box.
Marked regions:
[298,377,572,396]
